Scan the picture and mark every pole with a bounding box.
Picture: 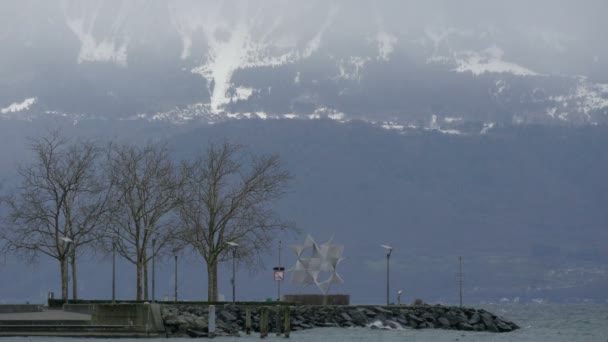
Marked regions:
[283,306,291,338]
[275,305,282,336]
[112,239,116,303]
[232,248,236,304]
[245,307,252,335]
[278,240,281,301]
[459,256,463,307]
[174,254,178,303]
[386,252,390,306]
[260,307,268,338]
[152,238,156,303]
[67,258,70,305]
[66,256,70,305]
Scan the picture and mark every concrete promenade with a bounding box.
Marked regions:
[0,304,164,337]
[0,309,91,321]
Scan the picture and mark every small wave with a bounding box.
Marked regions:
[367,320,407,330]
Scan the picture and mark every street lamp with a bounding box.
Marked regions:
[397,290,402,306]
[226,241,239,303]
[174,252,178,303]
[112,237,117,303]
[381,244,393,306]
[152,238,157,303]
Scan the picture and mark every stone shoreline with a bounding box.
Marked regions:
[161,304,519,337]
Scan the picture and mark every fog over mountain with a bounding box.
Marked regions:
[1,0,607,126]
[0,1,607,304]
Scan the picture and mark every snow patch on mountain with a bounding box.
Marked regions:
[429,114,461,135]
[1,97,37,115]
[480,122,496,134]
[549,79,608,120]
[444,117,463,123]
[452,46,538,76]
[376,31,396,61]
[232,86,255,102]
[380,122,405,131]
[170,2,338,114]
[61,0,130,66]
[336,56,369,81]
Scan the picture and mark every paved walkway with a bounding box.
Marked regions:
[0,310,91,321]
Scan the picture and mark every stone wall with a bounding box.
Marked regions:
[91,303,165,334]
[161,304,519,337]
[283,294,350,305]
[0,304,44,313]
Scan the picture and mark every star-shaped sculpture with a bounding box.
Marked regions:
[289,235,345,295]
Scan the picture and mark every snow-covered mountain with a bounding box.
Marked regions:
[1,0,607,130]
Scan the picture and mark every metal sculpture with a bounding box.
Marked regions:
[289,235,344,294]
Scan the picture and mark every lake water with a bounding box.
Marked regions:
[3,304,607,342]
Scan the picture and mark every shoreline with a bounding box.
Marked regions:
[0,303,519,337]
[162,303,519,337]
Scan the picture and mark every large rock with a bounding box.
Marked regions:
[359,308,377,317]
[340,312,352,322]
[468,312,481,325]
[374,307,394,315]
[458,323,474,331]
[497,321,513,332]
[421,312,437,322]
[485,321,499,332]
[349,310,368,326]
[438,317,451,328]
[218,310,237,323]
[407,314,424,325]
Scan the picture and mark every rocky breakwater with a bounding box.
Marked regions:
[161,304,519,337]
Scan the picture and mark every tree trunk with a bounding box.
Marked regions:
[60,257,68,300]
[71,252,78,300]
[136,258,143,301]
[207,261,218,301]
[144,258,149,301]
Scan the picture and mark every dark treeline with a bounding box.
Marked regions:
[0,130,292,301]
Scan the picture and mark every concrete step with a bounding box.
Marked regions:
[0,320,91,326]
[0,324,163,337]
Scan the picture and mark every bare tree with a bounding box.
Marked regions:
[0,130,107,300]
[177,141,292,301]
[105,142,180,301]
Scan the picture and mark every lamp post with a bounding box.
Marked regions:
[226,242,239,303]
[152,238,156,303]
[397,290,402,306]
[381,244,393,306]
[174,253,178,303]
[278,240,282,301]
[112,237,117,303]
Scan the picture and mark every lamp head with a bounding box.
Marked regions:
[397,290,402,295]
[60,237,73,243]
[381,244,392,250]
[226,241,239,247]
